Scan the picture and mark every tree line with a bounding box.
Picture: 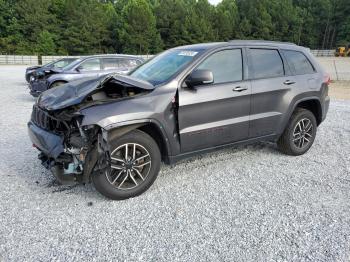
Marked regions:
[0,0,349,55]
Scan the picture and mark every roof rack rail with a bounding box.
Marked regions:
[228,40,297,45]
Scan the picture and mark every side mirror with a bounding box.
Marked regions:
[185,69,213,88]
[75,66,83,72]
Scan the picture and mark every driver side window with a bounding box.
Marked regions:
[197,49,243,84]
[78,58,101,71]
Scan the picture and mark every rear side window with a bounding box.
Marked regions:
[102,58,141,70]
[78,58,101,71]
[282,50,315,75]
[197,49,243,84]
[118,58,142,68]
[102,58,119,70]
[250,49,284,79]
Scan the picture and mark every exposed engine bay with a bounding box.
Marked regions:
[87,78,150,102]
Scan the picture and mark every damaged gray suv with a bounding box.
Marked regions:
[28,41,330,200]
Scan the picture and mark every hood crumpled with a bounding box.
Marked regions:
[37,74,154,111]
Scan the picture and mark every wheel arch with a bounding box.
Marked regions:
[105,120,171,163]
[49,80,68,89]
[294,98,322,125]
[277,97,323,138]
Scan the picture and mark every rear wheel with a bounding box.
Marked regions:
[92,130,161,200]
[278,108,317,156]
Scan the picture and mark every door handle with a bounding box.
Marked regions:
[283,80,296,85]
[232,86,248,92]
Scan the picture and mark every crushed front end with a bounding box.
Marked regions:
[27,74,154,185]
[28,69,59,97]
[28,104,105,184]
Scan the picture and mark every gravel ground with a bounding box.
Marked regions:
[329,81,350,100]
[0,66,350,262]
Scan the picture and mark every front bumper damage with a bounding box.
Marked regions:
[28,73,154,185]
[28,122,64,158]
[28,120,109,185]
[28,80,47,97]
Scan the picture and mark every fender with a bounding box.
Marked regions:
[49,80,67,89]
[102,118,173,158]
[277,95,322,136]
[46,73,65,87]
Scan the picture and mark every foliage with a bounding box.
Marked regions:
[0,0,349,55]
[118,0,161,54]
[36,30,56,55]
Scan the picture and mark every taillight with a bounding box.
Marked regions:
[324,73,331,85]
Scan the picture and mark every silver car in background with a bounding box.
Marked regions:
[28,54,144,97]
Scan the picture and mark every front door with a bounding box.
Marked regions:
[178,48,251,153]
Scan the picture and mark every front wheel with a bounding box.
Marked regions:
[92,130,161,200]
[278,108,317,156]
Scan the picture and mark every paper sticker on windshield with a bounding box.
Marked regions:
[178,51,198,57]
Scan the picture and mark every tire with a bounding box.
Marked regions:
[92,130,161,200]
[277,108,317,156]
[50,81,66,88]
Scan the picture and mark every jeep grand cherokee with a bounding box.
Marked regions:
[28,41,330,200]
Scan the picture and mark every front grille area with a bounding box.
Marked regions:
[31,105,67,132]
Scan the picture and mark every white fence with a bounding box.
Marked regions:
[0,51,335,66]
[0,54,349,80]
[317,57,350,81]
[40,56,350,81]
[0,55,38,65]
[0,54,153,65]
[41,55,80,65]
[41,54,154,64]
[311,50,335,57]
[310,50,335,57]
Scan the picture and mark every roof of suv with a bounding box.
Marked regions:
[175,40,301,51]
[228,40,296,46]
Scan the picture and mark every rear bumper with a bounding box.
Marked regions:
[322,96,330,122]
[27,121,64,159]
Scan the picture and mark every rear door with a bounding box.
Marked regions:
[102,58,142,75]
[281,49,318,90]
[178,48,251,153]
[247,48,295,138]
[75,58,102,79]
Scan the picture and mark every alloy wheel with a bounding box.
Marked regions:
[293,118,314,149]
[106,143,152,190]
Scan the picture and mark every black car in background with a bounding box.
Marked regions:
[25,58,77,82]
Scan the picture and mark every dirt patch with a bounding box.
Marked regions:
[329,81,350,100]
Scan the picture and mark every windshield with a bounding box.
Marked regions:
[52,58,76,68]
[42,60,56,68]
[62,58,84,71]
[130,49,203,85]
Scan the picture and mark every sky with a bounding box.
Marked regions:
[208,0,222,5]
